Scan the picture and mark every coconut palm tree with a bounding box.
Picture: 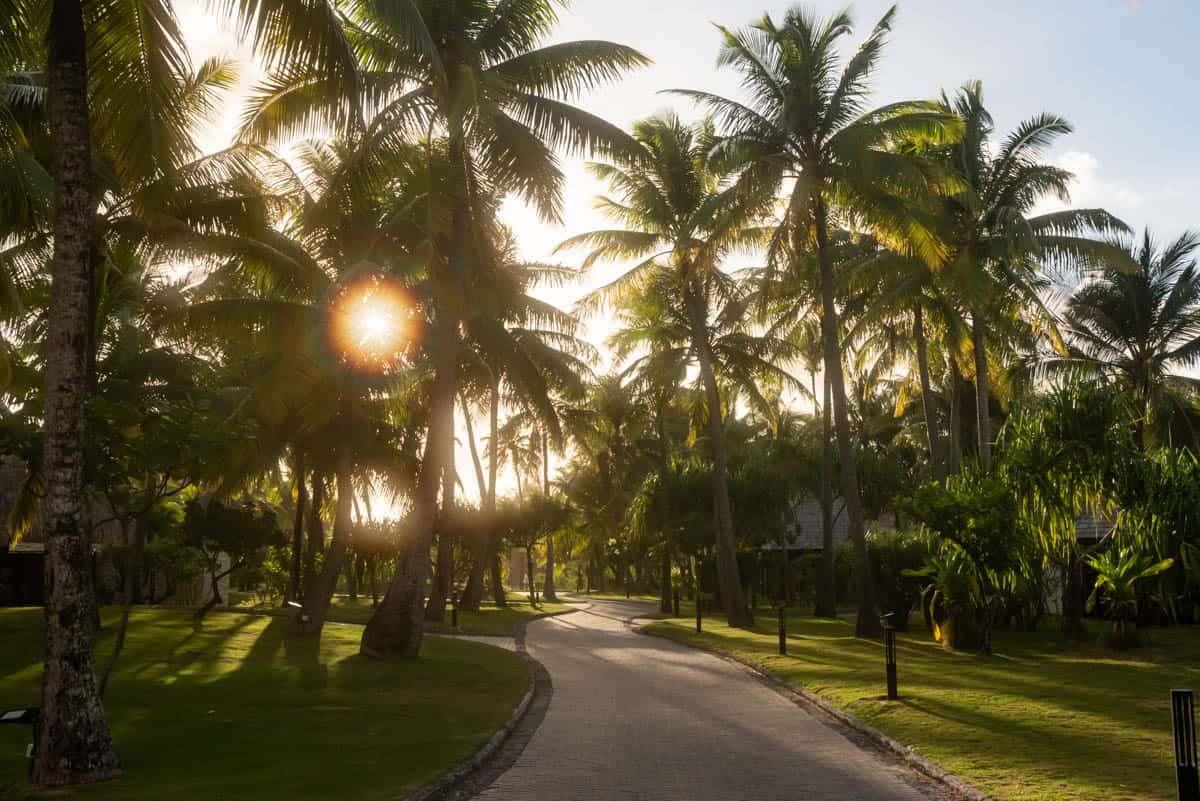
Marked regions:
[562,112,793,626]
[1040,229,1200,450]
[927,81,1129,470]
[680,5,959,635]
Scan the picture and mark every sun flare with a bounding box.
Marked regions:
[328,274,420,372]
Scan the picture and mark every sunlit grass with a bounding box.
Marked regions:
[271,595,576,636]
[646,608,1200,801]
[0,608,528,800]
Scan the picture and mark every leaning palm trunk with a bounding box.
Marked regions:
[971,310,992,470]
[684,286,751,627]
[914,306,946,484]
[814,369,837,617]
[361,312,457,657]
[814,197,881,638]
[34,0,121,782]
[948,361,964,475]
[302,411,355,632]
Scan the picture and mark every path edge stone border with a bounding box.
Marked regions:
[636,622,992,801]
[401,605,583,801]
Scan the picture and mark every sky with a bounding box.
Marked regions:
[176,0,1200,504]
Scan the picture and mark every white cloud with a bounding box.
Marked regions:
[1035,150,1144,217]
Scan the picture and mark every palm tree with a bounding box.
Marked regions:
[928,81,1129,469]
[563,112,788,626]
[1041,230,1200,449]
[684,6,957,636]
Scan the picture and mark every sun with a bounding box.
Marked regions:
[327,273,420,372]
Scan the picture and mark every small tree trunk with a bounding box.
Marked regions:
[286,450,306,604]
[34,0,121,780]
[526,545,537,606]
[813,195,881,638]
[814,369,837,617]
[657,403,673,613]
[460,390,489,610]
[369,557,379,608]
[98,518,135,697]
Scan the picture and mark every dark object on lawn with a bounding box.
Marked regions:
[1,707,39,776]
[696,591,702,634]
[450,589,459,629]
[1174,689,1199,801]
[777,603,787,656]
[673,587,680,618]
[882,613,898,701]
[284,600,312,632]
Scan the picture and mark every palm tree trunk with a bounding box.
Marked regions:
[303,472,325,603]
[683,284,751,628]
[302,403,355,632]
[541,430,559,602]
[656,403,672,614]
[361,311,457,657]
[286,449,306,604]
[813,196,881,638]
[814,368,837,617]
[949,359,963,475]
[486,376,507,607]
[425,411,456,621]
[460,390,487,604]
[462,381,495,610]
[35,0,121,782]
[971,309,992,471]
[914,306,946,484]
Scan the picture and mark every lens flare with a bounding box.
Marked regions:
[327,273,420,373]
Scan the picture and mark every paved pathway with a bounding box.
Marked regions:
[472,599,949,801]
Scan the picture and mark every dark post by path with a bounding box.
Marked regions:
[777,604,786,656]
[451,589,459,629]
[1174,689,1199,801]
[883,615,898,701]
[696,592,702,634]
[673,587,680,618]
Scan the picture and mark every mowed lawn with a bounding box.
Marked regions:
[646,610,1200,801]
[0,608,529,800]
[231,595,575,636]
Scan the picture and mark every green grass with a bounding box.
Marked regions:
[0,607,529,800]
[645,608,1200,801]
[229,595,574,636]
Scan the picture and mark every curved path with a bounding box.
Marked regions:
[472,599,949,801]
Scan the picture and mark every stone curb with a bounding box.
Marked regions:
[635,622,992,801]
[400,605,582,801]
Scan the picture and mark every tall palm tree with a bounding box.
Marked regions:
[1040,229,1200,449]
[685,5,957,636]
[563,112,788,626]
[929,81,1129,469]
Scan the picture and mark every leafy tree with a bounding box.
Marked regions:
[183,496,286,621]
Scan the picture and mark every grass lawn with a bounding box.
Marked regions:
[230,595,574,636]
[0,607,529,800]
[646,607,1200,801]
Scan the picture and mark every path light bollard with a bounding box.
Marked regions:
[673,587,680,618]
[696,592,702,634]
[777,603,787,656]
[882,613,898,701]
[1173,689,1199,801]
[0,707,39,776]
